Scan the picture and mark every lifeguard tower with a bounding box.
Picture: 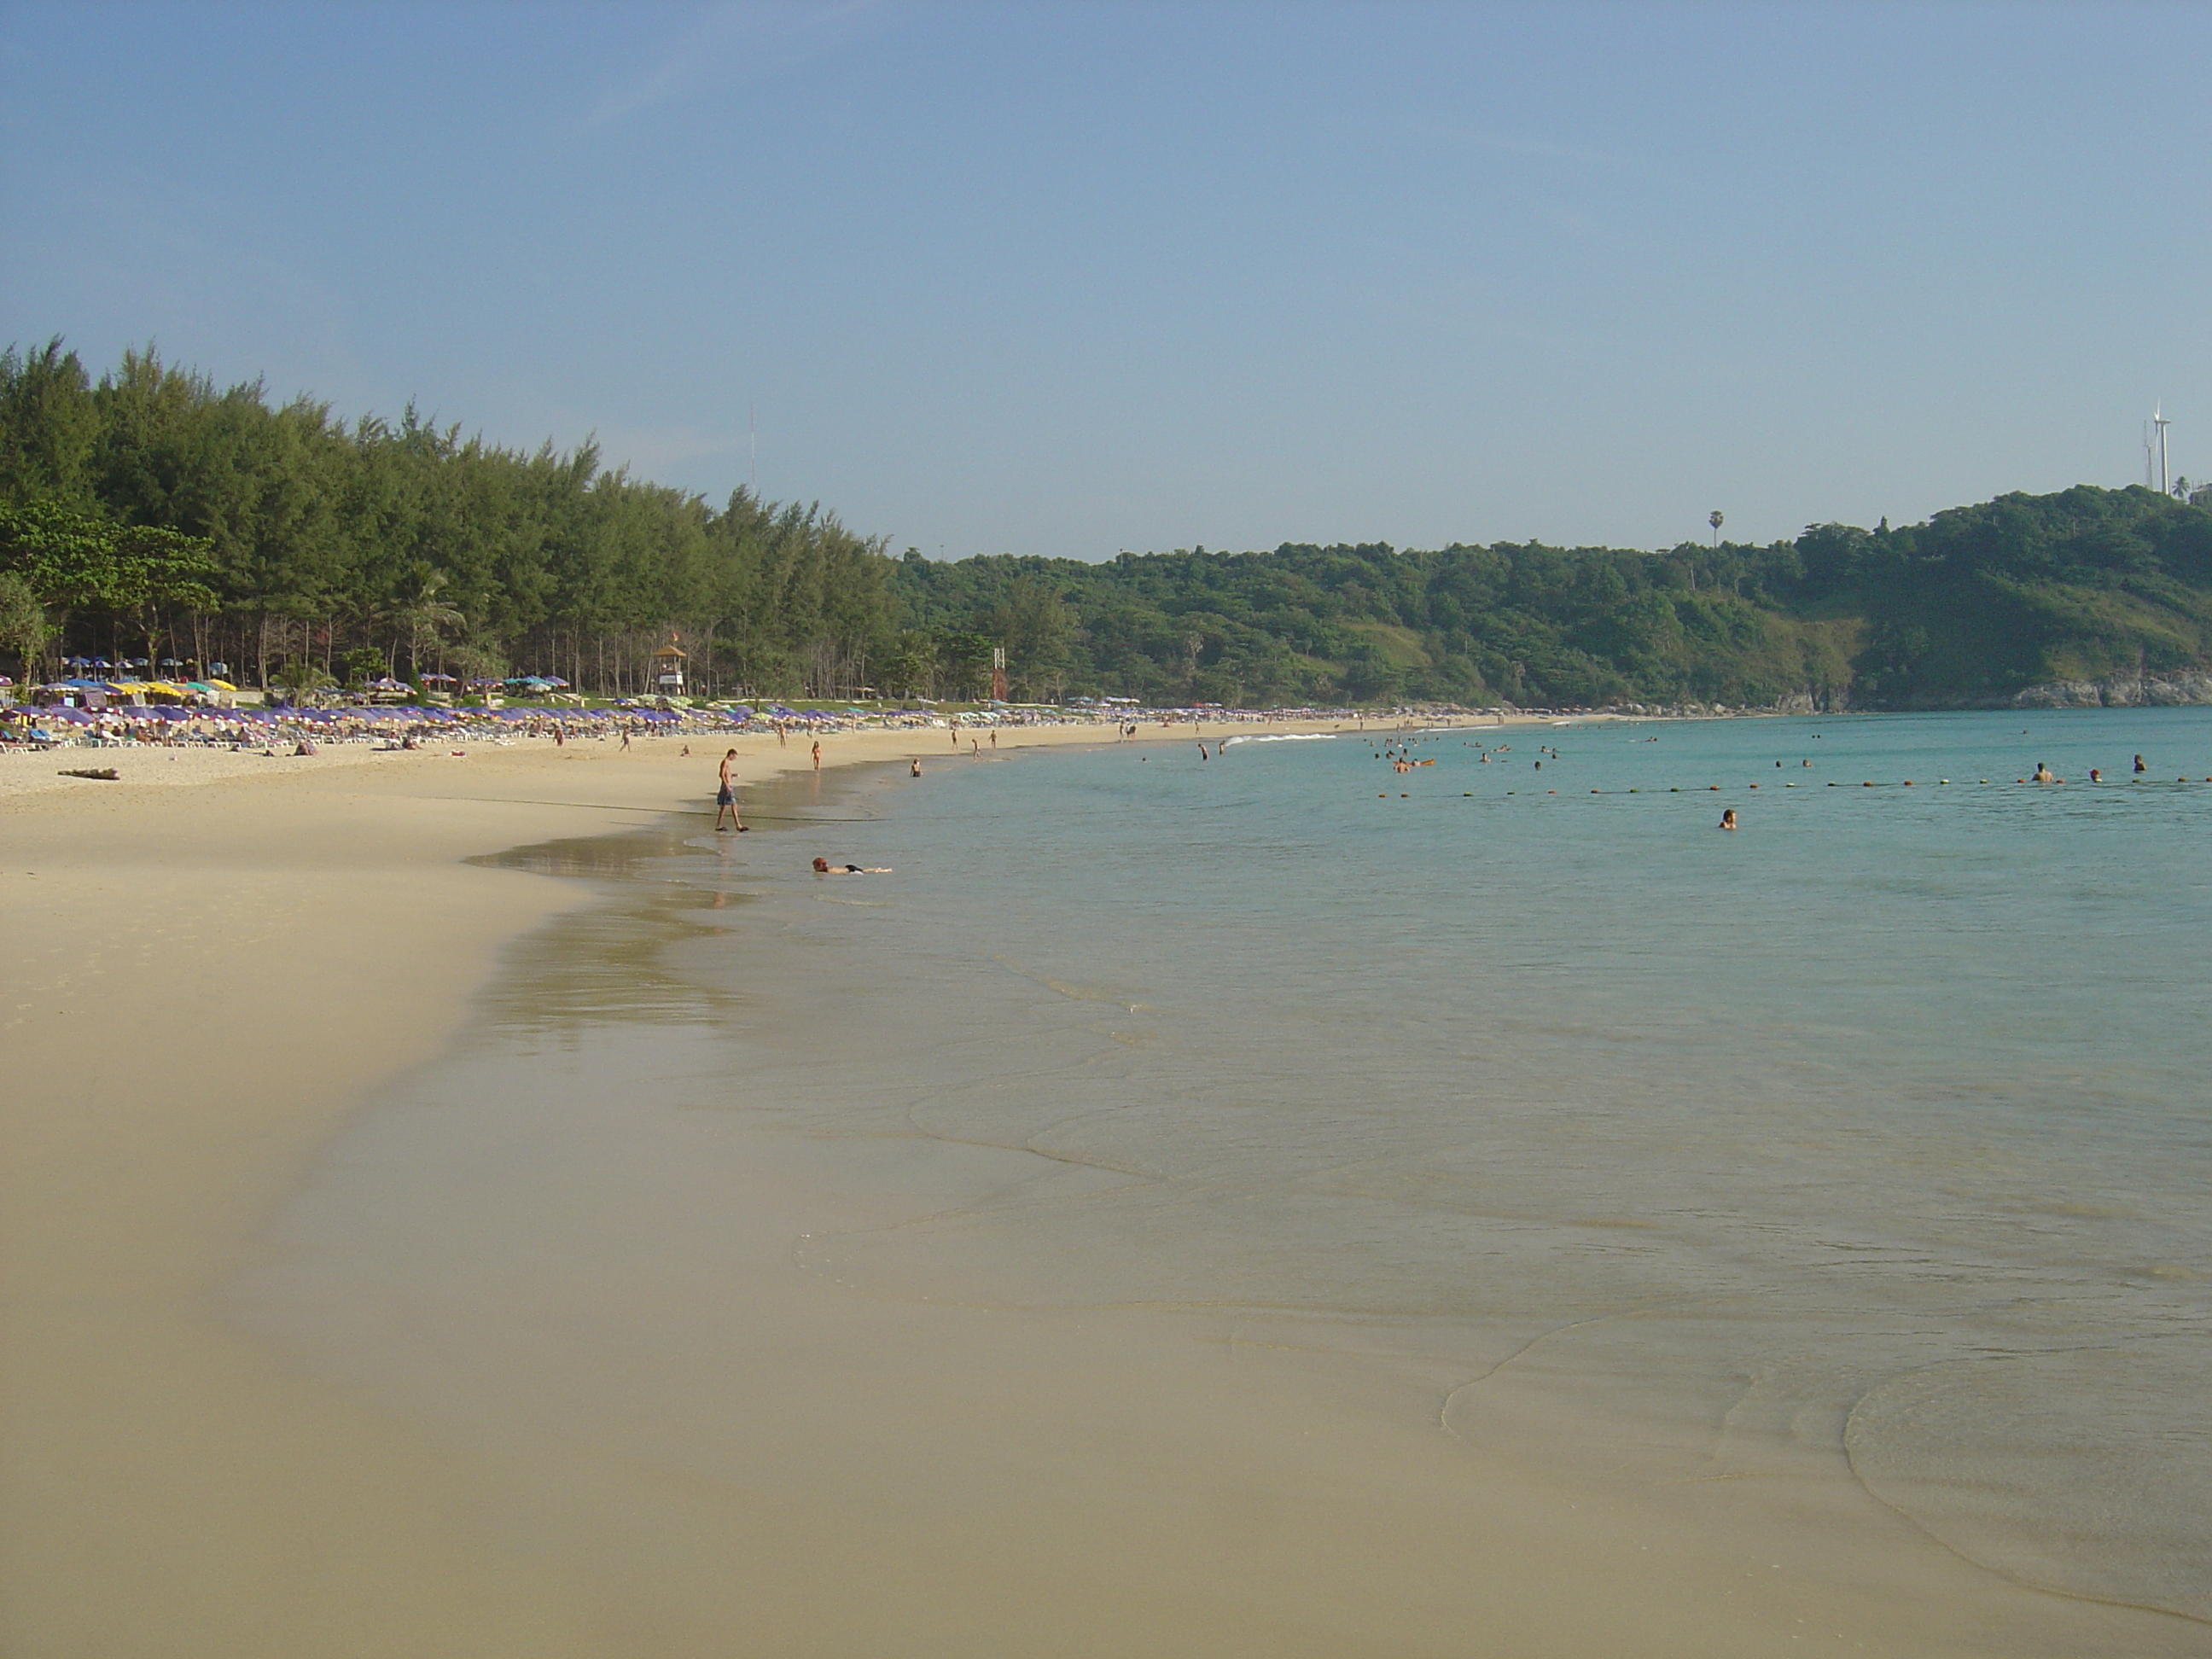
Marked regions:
[652,636,688,696]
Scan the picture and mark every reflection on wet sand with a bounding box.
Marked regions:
[233,741,2211,1656]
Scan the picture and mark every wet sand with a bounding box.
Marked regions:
[0,718,1362,1655]
[6,720,2192,1656]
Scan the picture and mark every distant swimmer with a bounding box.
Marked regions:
[911,758,923,777]
[2033,762,2059,783]
[2089,768,2102,783]
[1200,743,1210,760]
[2134,754,2148,773]
[812,857,892,874]
[1718,808,1738,830]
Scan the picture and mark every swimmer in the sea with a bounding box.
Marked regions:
[2033,762,2057,783]
[2089,768,2102,783]
[812,857,892,874]
[1718,808,1738,830]
[911,758,923,777]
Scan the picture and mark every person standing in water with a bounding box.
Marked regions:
[1718,808,1738,830]
[911,758,923,777]
[2134,754,2148,773]
[715,749,748,832]
[812,739,822,771]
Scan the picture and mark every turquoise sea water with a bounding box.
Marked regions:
[242,707,2212,1634]
[728,707,2211,1622]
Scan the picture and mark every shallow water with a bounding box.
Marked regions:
[238,708,2212,1641]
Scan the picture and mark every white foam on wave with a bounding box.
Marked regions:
[1221,733,1338,747]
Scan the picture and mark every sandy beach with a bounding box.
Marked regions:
[0,722,1142,1653]
[0,716,1424,1656]
[6,714,2192,1658]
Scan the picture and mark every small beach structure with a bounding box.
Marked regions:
[653,635,689,694]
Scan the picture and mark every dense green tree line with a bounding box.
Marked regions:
[0,341,893,697]
[6,339,2209,707]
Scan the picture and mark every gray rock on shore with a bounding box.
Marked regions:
[2012,673,2212,709]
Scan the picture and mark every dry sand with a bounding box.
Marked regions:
[4,718,2177,1657]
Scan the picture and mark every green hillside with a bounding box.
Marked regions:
[5,339,2209,708]
[887,487,2212,707]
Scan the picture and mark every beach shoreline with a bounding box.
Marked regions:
[9,711,2194,1656]
[0,712,1479,1655]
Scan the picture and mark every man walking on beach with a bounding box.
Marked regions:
[716,749,747,832]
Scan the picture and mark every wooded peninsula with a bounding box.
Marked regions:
[5,340,2209,709]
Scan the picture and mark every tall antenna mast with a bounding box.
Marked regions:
[2153,403,2171,495]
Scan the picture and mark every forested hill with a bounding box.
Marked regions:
[894,486,2212,709]
[4,339,2210,708]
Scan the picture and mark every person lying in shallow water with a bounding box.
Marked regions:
[812,857,893,874]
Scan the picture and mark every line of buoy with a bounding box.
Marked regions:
[1378,776,2212,797]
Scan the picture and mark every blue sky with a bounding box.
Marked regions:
[3,2,2205,559]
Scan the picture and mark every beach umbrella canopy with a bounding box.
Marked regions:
[419,672,457,684]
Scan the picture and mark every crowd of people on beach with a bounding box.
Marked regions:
[0,697,1425,756]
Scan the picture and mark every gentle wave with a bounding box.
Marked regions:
[1220,733,1338,746]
